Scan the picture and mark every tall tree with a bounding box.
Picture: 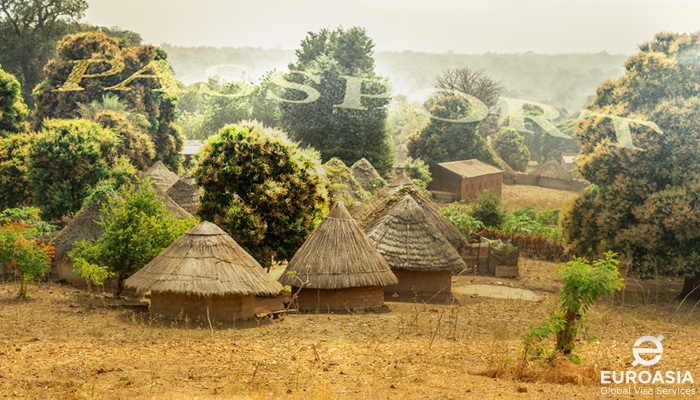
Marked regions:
[433,68,504,140]
[560,32,700,297]
[0,0,87,107]
[33,32,184,171]
[278,26,394,176]
[492,128,530,172]
[406,96,501,168]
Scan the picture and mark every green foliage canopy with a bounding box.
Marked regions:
[193,121,328,267]
[492,128,530,172]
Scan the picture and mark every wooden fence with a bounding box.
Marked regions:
[477,229,571,263]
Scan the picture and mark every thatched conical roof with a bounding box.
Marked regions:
[323,158,369,206]
[145,161,179,192]
[530,159,572,181]
[351,170,416,220]
[350,158,385,194]
[278,202,398,290]
[367,195,466,272]
[166,174,202,215]
[125,221,283,296]
[53,191,117,261]
[122,173,193,220]
[360,186,464,250]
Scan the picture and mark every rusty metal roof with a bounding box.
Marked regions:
[436,159,503,178]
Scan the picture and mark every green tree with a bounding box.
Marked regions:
[33,32,183,171]
[28,118,119,221]
[403,157,432,189]
[559,32,700,297]
[193,121,328,267]
[0,0,87,107]
[469,190,506,229]
[407,96,501,167]
[387,101,429,146]
[0,64,28,137]
[492,128,530,172]
[70,179,196,294]
[278,26,395,176]
[0,133,33,209]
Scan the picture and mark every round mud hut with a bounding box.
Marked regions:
[145,160,179,192]
[350,158,386,194]
[351,170,416,221]
[166,174,203,215]
[278,202,398,312]
[124,221,283,321]
[123,172,193,221]
[367,195,466,298]
[323,158,369,209]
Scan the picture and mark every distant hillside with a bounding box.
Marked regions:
[162,44,628,112]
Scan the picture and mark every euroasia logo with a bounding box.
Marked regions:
[601,334,695,396]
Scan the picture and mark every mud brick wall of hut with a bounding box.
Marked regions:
[150,292,255,321]
[385,269,452,297]
[428,166,502,201]
[293,286,384,312]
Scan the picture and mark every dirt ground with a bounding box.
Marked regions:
[2,258,700,399]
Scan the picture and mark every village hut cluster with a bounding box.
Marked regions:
[50,158,520,323]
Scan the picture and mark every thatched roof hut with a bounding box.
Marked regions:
[278,202,397,311]
[367,195,466,297]
[350,158,386,194]
[323,158,369,207]
[53,191,118,282]
[530,159,572,190]
[166,174,203,215]
[145,161,179,192]
[351,170,416,221]
[359,186,464,251]
[125,221,283,321]
[123,173,193,220]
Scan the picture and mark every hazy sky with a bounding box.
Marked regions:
[85,0,700,54]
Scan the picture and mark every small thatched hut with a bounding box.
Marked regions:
[125,221,283,321]
[53,192,117,282]
[166,174,203,215]
[145,161,179,192]
[530,159,572,190]
[360,185,464,252]
[350,158,386,194]
[367,195,466,297]
[278,202,397,312]
[124,172,193,220]
[323,158,369,208]
[351,170,416,221]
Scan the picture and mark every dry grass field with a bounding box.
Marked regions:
[501,185,579,212]
[2,258,700,399]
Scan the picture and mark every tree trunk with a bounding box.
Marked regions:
[556,311,577,355]
[114,274,125,297]
[680,276,700,300]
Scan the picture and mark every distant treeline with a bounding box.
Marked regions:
[162,44,628,112]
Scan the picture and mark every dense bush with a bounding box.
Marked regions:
[193,121,328,267]
[0,134,33,210]
[0,64,28,138]
[28,119,119,221]
[33,32,183,171]
[468,191,506,229]
[403,157,432,189]
[492,128,530,172]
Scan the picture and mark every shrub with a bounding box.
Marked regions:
[403,157,432,189]
[0,64,28,138]
[193,121,328,267]
[28,119,119,221]
[0,134,33,210]
[442,203,485,236]
[492,128,530,172]
[468,191,506,229]
[523,252,623,359]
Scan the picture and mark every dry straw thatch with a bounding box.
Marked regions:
[350,158,385,194]
[166,174,203,214]
[123,173,193,220]
[125,221,283,296]
[277,202,398,290]
[351,170,415,221]
[530,159,572,181]
[323,158,369,206]
[53,193,117,261]
[367,195,466,272]
[145,160,179,192]
[359,186,464,250]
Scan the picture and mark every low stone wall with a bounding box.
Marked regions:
[293,286,384,312]
[385,269,452,297]
[150,291,255,322]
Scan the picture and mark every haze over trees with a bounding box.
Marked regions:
[278,27,395,176]
[560,32,700,296]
